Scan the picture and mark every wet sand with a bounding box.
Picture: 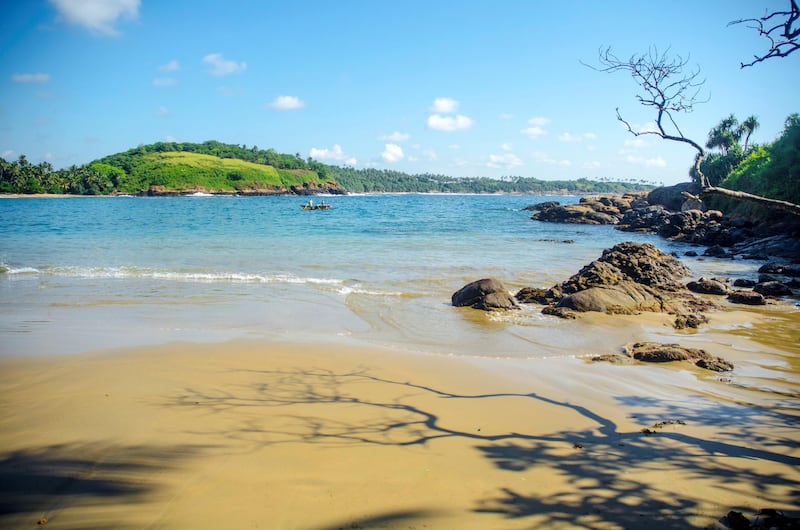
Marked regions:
[1,307,799,529]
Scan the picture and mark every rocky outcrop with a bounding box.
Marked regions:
[531,194,645,225]
[452,278,518,311]
[592,341,733,372]
[516,242,696,318]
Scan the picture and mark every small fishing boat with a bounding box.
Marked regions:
[301,201,332,210]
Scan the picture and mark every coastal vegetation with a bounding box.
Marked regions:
[0,140,654,196]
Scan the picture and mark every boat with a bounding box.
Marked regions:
[300,201,332,210]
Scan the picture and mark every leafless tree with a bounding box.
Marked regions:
[730,0,800,67]
[588,46,800,215]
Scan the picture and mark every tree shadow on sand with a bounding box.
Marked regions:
[0,442,207,529]
[166,367,800,529]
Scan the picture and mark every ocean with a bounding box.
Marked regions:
[0,194,763,358]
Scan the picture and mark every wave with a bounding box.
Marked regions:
[0,264,343,285]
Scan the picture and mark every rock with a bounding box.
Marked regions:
[725,510,751,530]
[590,354,632,364]
[732,278,756,287]
[727,291,766,305]
[592,242,690,292]
[695,357,734,372]
[732,235,800,261]
[557,282,665,314]
[523,201,560,212]
[533,204,620,225]
[684,250,698,257]
[758,262,800,277]
[625,342,710,363]
[753,281,793,297]
[452,278,518,311]
[673,313,708,329]
[514,287,550,304]
[647,183,698,211]
[686,278,728,295]
[541,306,576,319]
[703,245,732,258]
[517,242,693,317]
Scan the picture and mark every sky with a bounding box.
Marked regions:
[1,0,798,185]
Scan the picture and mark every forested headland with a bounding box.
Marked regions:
[0,140,652,196]
[1,121,797,200]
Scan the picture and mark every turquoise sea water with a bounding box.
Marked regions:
[0,194,762,357]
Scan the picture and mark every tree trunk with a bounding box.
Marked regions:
[683,188,800,216]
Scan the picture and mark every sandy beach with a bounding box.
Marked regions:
[1,305,798,529]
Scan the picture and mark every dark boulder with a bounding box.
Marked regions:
[727,291,766,305]
[452,278,518,311]
[732,278,756,288]
[753,281,793,297]
[523,201,560,212]
[514,287,550,304]
[704,245,732,258]
[686,278,728,295]
[758,262,800,277]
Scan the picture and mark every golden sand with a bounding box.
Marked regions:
[0,308,798,529]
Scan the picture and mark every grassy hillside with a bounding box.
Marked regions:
[111,152,321,193]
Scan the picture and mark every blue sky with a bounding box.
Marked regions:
[1,0,797,185]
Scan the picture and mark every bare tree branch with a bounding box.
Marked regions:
[586,46,709,187]
[588,46,800,216]
[730,0,800,67]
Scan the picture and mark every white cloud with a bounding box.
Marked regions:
[309,144,356,165]
[381,143,404,163]
[487,152,522,169]
[431,97,459,113]
[380,131,410,142]
[500,142,513,151]
[520,126,547,138]
[423,148,438,161]
[426,114,473,131]
[165,135,177,142]
[583,161,601,169]
[2,150,16,159]
[559,131,597,143]
[152,77,176,87]
[12,73,50,83]
[159,60,180,72]
[448,144,461,150]
[155,106,169,117]
[267,95,305,110]
[202,53,247,76]
[626,155,667,167]
[623,137,647,148]
[521,117,550,138]
[498,113,513,120]
[532,151,571,166]
[50,0,139,36]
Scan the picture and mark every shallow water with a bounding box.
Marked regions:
[0,194,784,357]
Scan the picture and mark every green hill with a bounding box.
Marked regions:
[91,141,339,195]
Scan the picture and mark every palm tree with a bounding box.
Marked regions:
[738,115,760,151]
[706,114,742,155]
